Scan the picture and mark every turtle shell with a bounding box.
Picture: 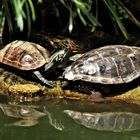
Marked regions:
[0,40,50,70]
[64,45,140,84]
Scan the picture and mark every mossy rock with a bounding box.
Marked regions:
[108,86,140,105]
[9,84,44,96]
[0,68,87,102]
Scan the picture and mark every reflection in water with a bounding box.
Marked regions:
[64,110,140,132]
[10,119,39,127]
[0,104,46,127]
[0,101,140,140]
[0,104,64,130]
[43,106,64,131]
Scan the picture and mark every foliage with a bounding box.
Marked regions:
[59,0,140,39]
[59,0,101,32]
[1,0,140,38]
[2,0,40,36]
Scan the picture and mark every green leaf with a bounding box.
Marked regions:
[28,0,36,21]
[103,0,128,39]
[25,1,31,37]
[69,10,74,33]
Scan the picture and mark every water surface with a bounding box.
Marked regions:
[0,95,140,140]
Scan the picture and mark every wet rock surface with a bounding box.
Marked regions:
[0,68,87,102]
[109,86,140,105]
[0,67,140,105]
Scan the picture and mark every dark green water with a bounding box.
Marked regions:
[0,95,140,140]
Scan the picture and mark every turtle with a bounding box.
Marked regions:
[0,40,70,87]
[63,45,140,84]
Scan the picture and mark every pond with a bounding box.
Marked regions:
[0,94,140,140]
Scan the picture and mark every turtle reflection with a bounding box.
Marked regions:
[0,104,45,127]
[64,110,140,132]
[0,104,64,130]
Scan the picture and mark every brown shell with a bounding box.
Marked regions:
[64,45,140,84]
[0,40,50,70]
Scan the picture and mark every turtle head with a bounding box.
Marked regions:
[52,48,70,63]
[44,48,71,71]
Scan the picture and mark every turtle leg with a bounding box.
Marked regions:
[33,71,55,87]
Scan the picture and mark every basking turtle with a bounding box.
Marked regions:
[63,45,140,84]
[0,40,70,87]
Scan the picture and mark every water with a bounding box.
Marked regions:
[0,95,140,140]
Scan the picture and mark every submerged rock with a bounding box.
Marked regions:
[64,110,140,132]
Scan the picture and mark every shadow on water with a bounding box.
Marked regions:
[0,95,140,140]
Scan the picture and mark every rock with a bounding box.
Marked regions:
[108,86,140,105]
[9,84,44,94]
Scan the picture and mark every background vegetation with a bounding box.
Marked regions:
[1,0,140,41]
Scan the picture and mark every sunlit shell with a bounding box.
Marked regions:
[0,40,50,70]
[64,45,140,84]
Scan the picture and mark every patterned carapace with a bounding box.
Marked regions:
[64,45,140,84]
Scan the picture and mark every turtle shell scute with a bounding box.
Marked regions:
[64,45,140,84]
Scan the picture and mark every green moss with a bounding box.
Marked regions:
[109,86,140,105]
